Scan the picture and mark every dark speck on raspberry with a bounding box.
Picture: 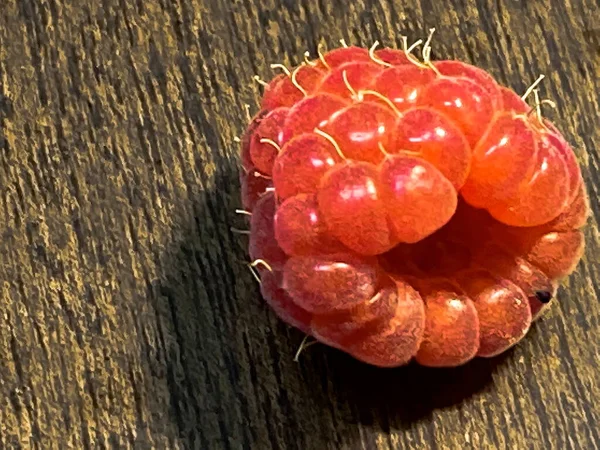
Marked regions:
[535,290,553,304]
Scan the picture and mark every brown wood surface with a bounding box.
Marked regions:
[0,0,599,449]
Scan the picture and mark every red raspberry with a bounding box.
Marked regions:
[239,40,589,368]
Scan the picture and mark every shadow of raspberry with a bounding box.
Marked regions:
[303,340,514,427]
[297,319,555,445]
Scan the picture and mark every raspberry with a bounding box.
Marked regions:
[461,113,539,208]
[261,270,312,334]
[274,194,343,255]
[249,107,288,175]
[419,76,496,147]
[240,168,271,212]
[434,60,503,109]
[311,278,400,350]
[374,47,411,66]
[239,36,589,368]
[346,278,425,367]
[282,252,380,313]
[281,93,349,142]
[412,277,480,367]
[272,133,341,200]
[318,62,383,99]
[454,269,531,357]
[393,107,471,189]
[380,155,458,243]
[320,101,398,163]
[316,45,371,69]
[248,193,287,272]
[318,161,394,255]
[372,65,436,111]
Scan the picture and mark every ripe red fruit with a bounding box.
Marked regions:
[282,253,380,313]
[346,279,425,367]
[455,269,531,357]
[261,74,287,110]
[434,60,503,109]
[248,193,287,272]
[413,278,479,367]
[270,66,325,107]
[488,134,571,226]
[320,101,399,163]
[373,65,436,111]
[317,161,395,255]
[274,194,343,256]
[317,61,383,99]
[241,110,271,171]
[418,77,496,147]
[375,48,411,66]
[281,93,349,142]
[240,168,272,211]
[239,40,589,368]
[380,155,458,243]
[249,107,289,175]
[311,279,400,349]
[393,107,471,189]
[316,46,371,69]
[272,133,341,200]
[461,113,538,208]
[261,270,312,334]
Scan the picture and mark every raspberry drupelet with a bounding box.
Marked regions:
[239,35,589,368]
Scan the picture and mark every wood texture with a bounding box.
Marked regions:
[0,0,598,448]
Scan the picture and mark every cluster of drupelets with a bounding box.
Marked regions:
[235,30,589,367]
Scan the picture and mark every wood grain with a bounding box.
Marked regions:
[0,0,598,448]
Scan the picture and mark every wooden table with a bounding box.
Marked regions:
[1,0,598,448]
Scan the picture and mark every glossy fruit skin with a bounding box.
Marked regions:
[282,253,380,314]
[272,133,341,200]
[317,161,395,255]
[240,47,589,368]
[380,155,458,244]
[414,278,480,367]
[249,107,289,175]
[393,107,471,189]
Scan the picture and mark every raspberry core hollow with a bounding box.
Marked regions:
[239,34,589,368]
